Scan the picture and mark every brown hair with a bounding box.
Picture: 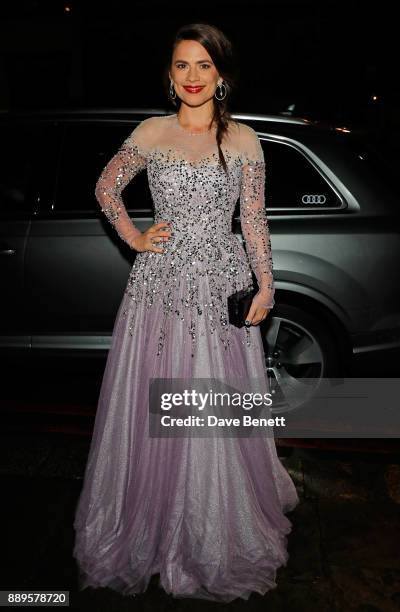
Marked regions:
[163,22,239,175]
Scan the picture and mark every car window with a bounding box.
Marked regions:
[260,139,343,210]
[55,123,153,214]
[0,122,41,217]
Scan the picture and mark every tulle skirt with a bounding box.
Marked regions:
[73,272,299,602]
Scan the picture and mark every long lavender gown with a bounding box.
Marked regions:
[73,113,299,602]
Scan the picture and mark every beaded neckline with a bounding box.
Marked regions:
[173,114,217,136]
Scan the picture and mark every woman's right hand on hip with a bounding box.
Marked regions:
[130,221,172,253]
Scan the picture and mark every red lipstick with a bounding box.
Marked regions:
[183,86,204,94]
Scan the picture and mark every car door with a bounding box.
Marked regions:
[0,119,45,349]
[26,120,154,352]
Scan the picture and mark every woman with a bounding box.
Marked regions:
[73,22,299,603]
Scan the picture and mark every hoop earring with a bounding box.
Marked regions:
[169,81,176,100]
[214,81,227,101]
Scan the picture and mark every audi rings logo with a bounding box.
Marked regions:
[302,194,326,204]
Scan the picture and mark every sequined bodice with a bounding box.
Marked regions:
[147,146,243,265]
[94,113,275,357]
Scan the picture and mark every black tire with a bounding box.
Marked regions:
[259,302,345,414]
[263,302,342,378]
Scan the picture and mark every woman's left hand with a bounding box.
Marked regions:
[244,291,273,326]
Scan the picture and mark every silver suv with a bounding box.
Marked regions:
[1,108,399,410]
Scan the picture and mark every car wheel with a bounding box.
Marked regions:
[260,302,342,414]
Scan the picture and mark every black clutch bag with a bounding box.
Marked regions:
[227,286,258,328]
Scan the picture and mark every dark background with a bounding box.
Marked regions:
[0,0,397,142]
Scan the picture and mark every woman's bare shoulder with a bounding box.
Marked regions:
[133,115,167,134]
[230,120,258,139]
[224,119,259,152]
[127,115,169,149]
[225,120,263,162]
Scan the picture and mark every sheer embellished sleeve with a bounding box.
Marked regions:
[94,118,154,249]
[239,125,275,310]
